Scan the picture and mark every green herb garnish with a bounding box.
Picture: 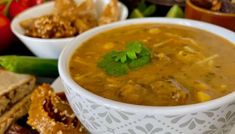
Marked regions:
[126,41,142,59]
[97,41,151,76]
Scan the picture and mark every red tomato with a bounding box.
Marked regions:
[31,0,46,5]
[0,14,13,51]
[0,4,6,13]
[9,0,48,18]
[9,0,29,19]
[19,0,33,6]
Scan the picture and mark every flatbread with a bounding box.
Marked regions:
[0,70,35,117]
[0,93,32,134]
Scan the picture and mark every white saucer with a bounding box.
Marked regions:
[51,77,64,93]
[51,77,235,134]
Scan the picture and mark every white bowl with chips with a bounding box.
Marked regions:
[11,0,128,59]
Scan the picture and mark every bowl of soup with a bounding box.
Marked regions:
[59,18,235,134]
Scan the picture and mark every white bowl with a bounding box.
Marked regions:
[11,0,128,59]
[59,18,235,134]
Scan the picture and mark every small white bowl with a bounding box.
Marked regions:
[11,1,128,59]
[59,18,235,134]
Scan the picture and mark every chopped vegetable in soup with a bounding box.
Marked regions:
[69,24,235,106]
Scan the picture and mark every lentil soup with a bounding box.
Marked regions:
[69,24,235,106]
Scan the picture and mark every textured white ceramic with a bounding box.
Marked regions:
[51,77,235,134]
[11,0,128,59]
[59,18,235,134]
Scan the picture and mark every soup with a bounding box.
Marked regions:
[69,24,235,106]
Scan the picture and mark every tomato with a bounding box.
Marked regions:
[19,0,33,6]
[31,0,46,5]
[0,4,6,13]
[0,14,13,51]
[9,0,49,18]
[9,0,30,19]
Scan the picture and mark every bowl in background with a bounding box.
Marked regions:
[185,0,235,32]
[59,18,235,134]
[11,1,128,59]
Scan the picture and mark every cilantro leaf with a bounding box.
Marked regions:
[129,48,151,68]
[126,41,143,53]
[115,41,145,61]
[127,51,137,60]
[98,51,129,76]
[126,41,144,60]
[97,41,151,76]
[114,51,127,63]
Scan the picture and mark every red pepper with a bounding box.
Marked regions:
[0,14,13,51]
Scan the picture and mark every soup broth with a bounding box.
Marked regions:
[69,24,235,106]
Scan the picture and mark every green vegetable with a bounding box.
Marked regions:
[130,0,156,18]
[129,47,151,69]
[97,41,151,76]
[126,41,142,60]
[127,41,142,53]
[143,5,156,16]
[114,51,128,63]
[137,0,147,12]
[130,9,144,18]
[114,41,147,63]
[0,55,58,77]
[166,4,184,18]
[98,51,129,76]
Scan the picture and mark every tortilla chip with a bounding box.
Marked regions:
[74,0,97,33]
[77,0,95,12]
[54,0,78,21]
[98,0,120,25]
[54,0,76,14]
[75,16,97,33]
[21,0,121,38]
[20,18,36,30]
[77,0,97,19]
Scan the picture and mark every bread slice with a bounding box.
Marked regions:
[0,70,35,117]
[0,93,32,134]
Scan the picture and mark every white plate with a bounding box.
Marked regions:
[51,77,64,93]
[51,77,235,134]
